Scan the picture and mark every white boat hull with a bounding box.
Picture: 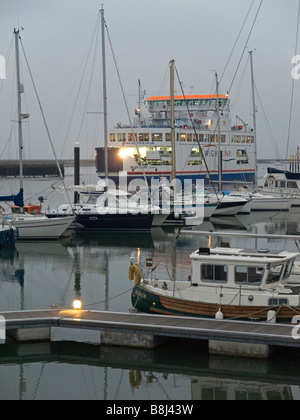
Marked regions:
[6,215,75,239]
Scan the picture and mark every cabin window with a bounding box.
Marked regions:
[275,181,286,188]
[110,133,116,142]
[283,261,293,279]
[235,266,264,285]
[268,298,288,306]
[266,264,284,284]
[201,264,228,283]
[287,181,298,189]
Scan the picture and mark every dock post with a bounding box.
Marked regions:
[208,340,272,359]
[8,327,51,343]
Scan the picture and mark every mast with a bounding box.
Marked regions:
[215,71,222,192]
[249,50,258,188]
[14,28,24,208]
[170,59,176,181]
[101,6,108,181]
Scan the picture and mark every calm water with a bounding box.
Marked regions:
[1,164,300,400]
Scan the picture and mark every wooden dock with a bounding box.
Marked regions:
[1,309,300,358]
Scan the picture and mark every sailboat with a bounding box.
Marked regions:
[47,11,154,231]
[0,29,75,239]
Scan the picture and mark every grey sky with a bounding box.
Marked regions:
[0,0,299,160]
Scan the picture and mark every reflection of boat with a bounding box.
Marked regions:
[0,29,75,239]
[131,246,300,323]
[0,223,18,248]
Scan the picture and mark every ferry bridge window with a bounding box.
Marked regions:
[201,264,228,283]
[128,133,137,142]
[117,133,126,142]
[139,133,149,142]
[152,133,163,142]
[235,266,264,285]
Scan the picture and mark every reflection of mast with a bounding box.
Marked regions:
[74,249,81,301]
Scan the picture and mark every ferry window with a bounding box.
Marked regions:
[139,133,149,142]
[188,160,203,166]
[201,264,228,283]
[187,134,193,142]
[166,133,171,141]
[117,133,126,142]
[180,133,186,142]
[221,135,226,143]
[193,134,198,142]
[110,133,116,142]
[152,133,162,142]
[287,181,298,188]
[275,181,285,188]
[128,133,137,142]
[266,264,284,284]
[235,266,264,285]
[237,149,247,157]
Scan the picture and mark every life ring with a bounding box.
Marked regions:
[129,264,142,285]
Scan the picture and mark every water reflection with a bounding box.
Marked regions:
[0,337,299,400]
[0,211,300,399]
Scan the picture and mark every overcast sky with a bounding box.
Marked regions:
[0,0,300,160]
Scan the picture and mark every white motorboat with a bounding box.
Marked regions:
[131,245,300,323]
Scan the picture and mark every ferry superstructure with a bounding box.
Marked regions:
[95,94,256,186]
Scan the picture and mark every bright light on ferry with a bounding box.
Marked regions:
[73,299,82,310]
[119,149,127,159]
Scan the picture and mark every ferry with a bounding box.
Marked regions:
[95,94,256,187]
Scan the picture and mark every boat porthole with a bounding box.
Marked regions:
[248,295,254,302]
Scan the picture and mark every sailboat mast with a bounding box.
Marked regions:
[14,28,24,202]
[101,6,108,181]
[215,71,222,192]
[249,50,258,188]
[170,59,176,181]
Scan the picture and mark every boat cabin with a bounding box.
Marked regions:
[12,204,41,215]
[190,247,299,292]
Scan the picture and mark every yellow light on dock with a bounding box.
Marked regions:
[73,300,82,310]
